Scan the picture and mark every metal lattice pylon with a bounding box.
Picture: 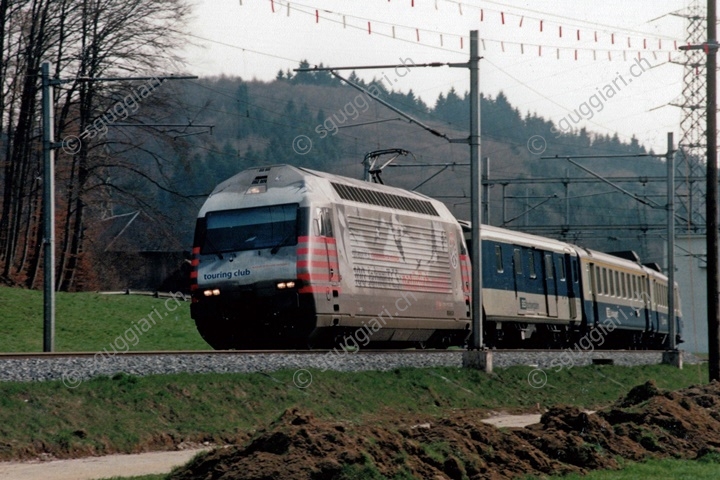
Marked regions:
[675,0,707,233]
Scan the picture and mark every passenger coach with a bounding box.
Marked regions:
[460,223,682,348]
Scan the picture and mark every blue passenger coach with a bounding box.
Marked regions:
[461,222,681,348]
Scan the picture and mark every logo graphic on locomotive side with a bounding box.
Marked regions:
[202,268,251,281]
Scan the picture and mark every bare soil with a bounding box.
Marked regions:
[167,380,720,480]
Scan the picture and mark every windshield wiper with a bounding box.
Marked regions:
[270,233,294,255]
[203,235,224,260]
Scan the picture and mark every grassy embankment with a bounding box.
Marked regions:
[0,363,709,461]
[0,286,208,352]
[0,286,714,479]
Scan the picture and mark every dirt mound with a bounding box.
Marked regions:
[168,381,720,480]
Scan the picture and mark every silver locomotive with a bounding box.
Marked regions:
[190,164,471,349]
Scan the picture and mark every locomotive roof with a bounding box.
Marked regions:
[201,164,455,220]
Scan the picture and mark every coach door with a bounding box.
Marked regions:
[543,253,558,317]
[566,253,579,319]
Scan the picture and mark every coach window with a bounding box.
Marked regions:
[653,283,657,305]
[513,248,523,275]
[545,254,554,280]
[572,259,579,283]
[609,269,615,296]
[596,267,603,295]
[557,257,566,281]
[653,283,658,306]
[495,245,504,273]
[621,273,627,298]
[528,251,537,279]
[602,268,608,295]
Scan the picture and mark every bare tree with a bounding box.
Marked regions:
[0,0,193,290]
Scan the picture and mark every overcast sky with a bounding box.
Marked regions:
[184,0,689,153]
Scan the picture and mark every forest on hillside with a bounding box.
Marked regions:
[0,1,682,291]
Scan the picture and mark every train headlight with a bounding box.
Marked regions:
[286,281,295,288]
[276,282,287,289]
[203,289,213,297]
[212,289,221,296]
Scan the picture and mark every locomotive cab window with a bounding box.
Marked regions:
[201,203,298,254]
[314,207,334,237]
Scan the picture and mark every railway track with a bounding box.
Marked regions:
[0,348,698,388]
[0,348,675,360]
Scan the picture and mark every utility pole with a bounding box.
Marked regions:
[40,62,197,352]
[482,157,490,224]
[682,0,720,381]
[667,133,678,352]
[41,62,55,352]
[468,31,483,352]
[707,0,720,381]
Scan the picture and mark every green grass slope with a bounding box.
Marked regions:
[0,286,208,352]
[0,364,708,461]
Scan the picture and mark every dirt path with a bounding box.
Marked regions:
[480,412,543,428]
[0,448,209,480]
[0,414,557,479]
[480,411,595,428]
